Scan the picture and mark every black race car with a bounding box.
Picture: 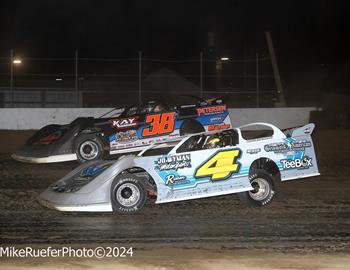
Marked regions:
[12,96,232,163]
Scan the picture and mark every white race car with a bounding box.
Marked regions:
[39,123,320,213]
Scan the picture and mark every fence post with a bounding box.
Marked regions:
[265,31,286,107]
[200,52,203,98]
[138,51,142,106]
[10,49,14,107]
[256,52,260,108]
[41,89,46,108]
[75,50,79,107]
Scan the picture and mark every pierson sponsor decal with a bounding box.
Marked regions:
[197,105,226,116]
[155,154,191,171]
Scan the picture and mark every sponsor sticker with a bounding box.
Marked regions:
[208,124,230,131]
[115,130,138,143]
[281,156,312,170]
[155,154,191,171]
[197,105,226,116]
[165,174,190,186]
[290,140,312,151]
[264,142,289,153]
[264,139,312,154]
[246,148,261,154]
[110,117,138,129]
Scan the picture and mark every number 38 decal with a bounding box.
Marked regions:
[142,112,175,137]
[195,149,242,181]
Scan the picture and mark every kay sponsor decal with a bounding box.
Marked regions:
[110,117,138,129]
[165,174,189,186]
[281,156,312,170]
[155,154,191,171]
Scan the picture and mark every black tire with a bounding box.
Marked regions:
[75,134,104,163]
[179,119,205,136]
[237,169,275,207]
[111,174,147,213]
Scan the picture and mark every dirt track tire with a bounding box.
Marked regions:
[179,119,205,136]
[237,169,275,207]
[75,134,104,163]
[111,174,147,214]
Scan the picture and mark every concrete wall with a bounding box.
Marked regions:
[229,107,316,128]
[0,107,316,130]
[0,108,121,130]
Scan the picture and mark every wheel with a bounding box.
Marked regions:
[237,169,275,207]
[111,174,147,213]
[75,134,104,163]
[179,119,205,136]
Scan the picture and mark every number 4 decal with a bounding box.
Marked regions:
[195,149,242,181]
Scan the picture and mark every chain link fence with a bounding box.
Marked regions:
[0,52,277,108]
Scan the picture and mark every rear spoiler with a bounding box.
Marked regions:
[205,96,227,105]
[177,95,225,107]
[283,123,315,137]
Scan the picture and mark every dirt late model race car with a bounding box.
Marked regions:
[39,122,320,213]
[12,97,231,163]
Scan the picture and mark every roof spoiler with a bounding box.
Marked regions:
[283,123,316,137]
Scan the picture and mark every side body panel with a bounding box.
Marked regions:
[134,147,253,204]
[108,105,231,155]
[236,123,320,182]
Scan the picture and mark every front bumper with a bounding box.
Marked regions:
[12,153,77,163]
[38,191,112,212]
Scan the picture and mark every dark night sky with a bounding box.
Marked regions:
[1,1,349,60]
[1,0,349,97]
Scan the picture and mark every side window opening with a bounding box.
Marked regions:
[176,129,239,153]
[119,106,139,118]
[240,125,274,141]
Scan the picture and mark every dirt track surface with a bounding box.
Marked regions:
[0,129,349,253]
[1,249,350,270]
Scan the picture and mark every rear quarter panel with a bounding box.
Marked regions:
[239,129,319,181]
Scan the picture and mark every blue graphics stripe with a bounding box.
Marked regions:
[157,165,250,190]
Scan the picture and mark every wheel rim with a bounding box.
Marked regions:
[79,141,99,160]
[115,183,140,207]
[248,178,271,201]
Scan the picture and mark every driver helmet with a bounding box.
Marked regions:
[205,136,222,149]
[154,104,166,113]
